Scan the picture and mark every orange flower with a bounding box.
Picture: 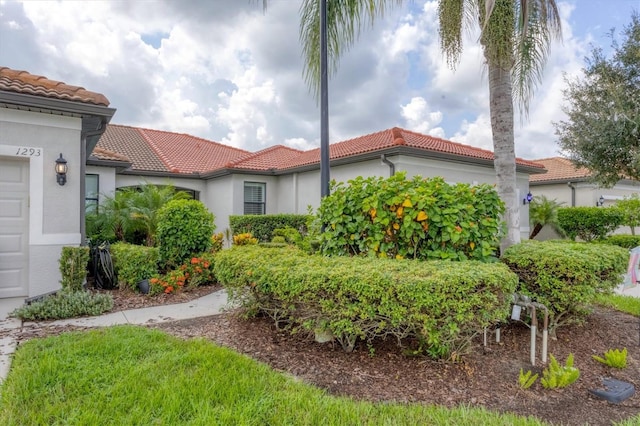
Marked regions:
[203,261,210,268]
[191,257,200,264]
[164,286,173,294]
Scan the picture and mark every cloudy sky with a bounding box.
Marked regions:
[1,0,638,159]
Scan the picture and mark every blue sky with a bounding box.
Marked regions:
[0,0,638,160]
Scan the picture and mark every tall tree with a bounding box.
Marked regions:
[556,12,640,187]
[298,0,561,251]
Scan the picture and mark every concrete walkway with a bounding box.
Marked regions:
[0,289,229,384]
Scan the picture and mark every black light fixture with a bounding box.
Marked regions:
[523,191,533,205]
[55,153,67,186]
[596,195,605,206]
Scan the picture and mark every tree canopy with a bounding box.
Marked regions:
[556,12,640,187]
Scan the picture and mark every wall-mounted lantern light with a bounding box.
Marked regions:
[596,195,605,207]
[523,191,533,205]
[55,153,68,186]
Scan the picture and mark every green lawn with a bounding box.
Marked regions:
[596,292,640,316]
[0,326,545,426]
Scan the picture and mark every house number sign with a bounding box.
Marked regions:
[15,147,42,157]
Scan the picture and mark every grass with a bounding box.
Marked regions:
[0,325,546,426]
[596,293,640,317]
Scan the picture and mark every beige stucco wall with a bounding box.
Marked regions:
[0,107,83,301]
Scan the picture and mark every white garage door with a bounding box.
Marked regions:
[0,157,29,298]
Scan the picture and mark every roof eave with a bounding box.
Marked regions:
[0,90,116,118]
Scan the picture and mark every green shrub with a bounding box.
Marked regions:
[271,236,287,244]
[599,234,640,249]
[233,233,258,246]
[317,172,504,261]
[557,207,624,241]
[614,194,640,235]
[59,246,90,292]
[541,354,580,389]
[11,290,113,321]
[593,348,628,369]
[502,241,628,333]
[156,199,215,268]
[272,227,303,244]
[110,243,160,291]
[229,214,310,242]
[215,246,517,359]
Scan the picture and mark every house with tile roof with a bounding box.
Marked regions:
[0,67,115,317]
[529,157,640,239]
[529,157,640,207]
[89,125,546,236]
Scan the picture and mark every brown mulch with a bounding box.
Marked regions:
[12,288,640,426]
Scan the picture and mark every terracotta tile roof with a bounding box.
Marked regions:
[273,127,545,171]
[90,146,130,162]
[227,145,304,171]
[0,67,110,106]
[94,125,545,176]
[95,125,250,174]
[529,157,592,182]
[137,128,249,174]
[97,125,168,172]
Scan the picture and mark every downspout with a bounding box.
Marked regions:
[381,154,395,177]
[567,182,576,207]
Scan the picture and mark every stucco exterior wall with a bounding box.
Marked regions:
[0,107,83,299]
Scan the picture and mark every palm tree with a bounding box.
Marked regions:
[294,0,561,251]
[128,183,191,246]
[528,195,564,239]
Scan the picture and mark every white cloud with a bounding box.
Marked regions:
[0,0,629,160]
[401,97,444,135]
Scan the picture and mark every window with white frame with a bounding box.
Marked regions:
[85,174,99,213]
[244,182,266,215]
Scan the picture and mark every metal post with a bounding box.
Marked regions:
[320,0,330,198]
[530,306,537,366]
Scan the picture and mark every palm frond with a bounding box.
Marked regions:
[300,0,403,99]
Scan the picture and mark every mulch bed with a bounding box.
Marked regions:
[12,287,640,426]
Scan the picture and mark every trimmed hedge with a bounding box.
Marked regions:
[110,243,160,291]
[215,246,518,359]
[599,234,640,249]
[229,214,311,242]
[501,241,628,333]
[557,207,624,241]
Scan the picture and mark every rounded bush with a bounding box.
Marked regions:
[318,172,505,261]
[156,200,215,268]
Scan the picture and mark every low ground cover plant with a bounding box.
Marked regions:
[502,240,628,334]
[215,246,517,359]
[11,290,113,321]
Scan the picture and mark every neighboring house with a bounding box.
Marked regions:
[91,125,546,237]
[529,156,640,238]
[0,67,115,317]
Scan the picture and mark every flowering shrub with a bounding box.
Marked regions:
[211,233,224,252]
[233,233,258,246]
[149,253,215,294]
